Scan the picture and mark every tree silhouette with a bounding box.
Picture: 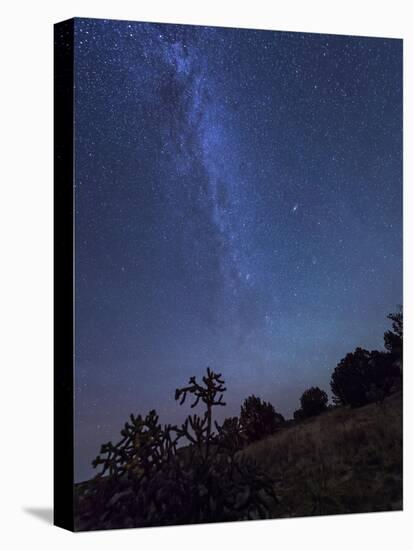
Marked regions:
[330,348,372,407]
[384,307,403,361]
[330,347,401,407]
[367,350,401,400]
[240,395,284,443]
[299,386,328,418]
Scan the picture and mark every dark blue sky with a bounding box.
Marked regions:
[73,18,402,481]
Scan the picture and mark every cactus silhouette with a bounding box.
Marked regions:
[175,367,226,459]
[76,368,280,529]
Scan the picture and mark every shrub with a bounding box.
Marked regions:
[293,408,305,421]
[240,395,284,443]
[300,387,328,418]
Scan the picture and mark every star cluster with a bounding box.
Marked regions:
[73,19,402,481]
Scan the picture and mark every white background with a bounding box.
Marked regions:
[0,0,411,548]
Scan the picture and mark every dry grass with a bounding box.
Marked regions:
[242,391,402,517]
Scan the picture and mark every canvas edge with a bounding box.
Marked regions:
[53,17,75,532]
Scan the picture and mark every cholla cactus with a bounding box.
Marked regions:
[215,416,246,456]
[91,409,179,480]
[77,368,280,530]
[175,367,226,459]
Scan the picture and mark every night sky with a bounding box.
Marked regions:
[73,18,402,482]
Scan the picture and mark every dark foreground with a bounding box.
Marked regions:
[74,391,402,530]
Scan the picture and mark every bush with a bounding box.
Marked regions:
[299,386,328,418]
[293,408,305,421]
[240,395,284,443]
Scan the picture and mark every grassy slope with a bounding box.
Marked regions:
[243,391,402,517]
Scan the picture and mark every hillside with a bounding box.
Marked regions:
[242,391,402,517]
[75,391,402,530]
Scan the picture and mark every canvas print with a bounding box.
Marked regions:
[54,17,402,531]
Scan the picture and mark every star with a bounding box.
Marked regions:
[73,18,402,482]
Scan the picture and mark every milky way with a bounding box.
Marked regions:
[72,19,402,481]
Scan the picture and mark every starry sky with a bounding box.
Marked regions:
[73,18,402,482]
